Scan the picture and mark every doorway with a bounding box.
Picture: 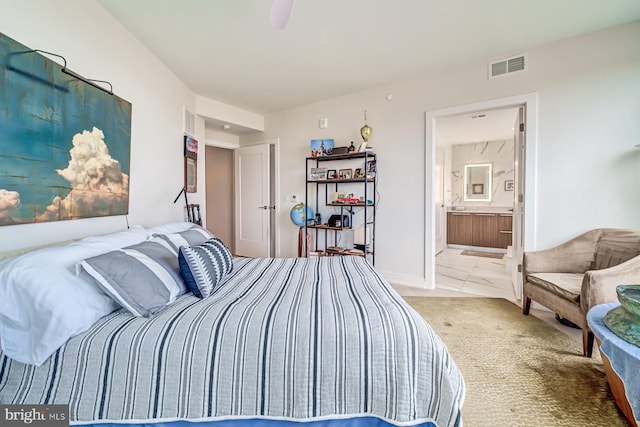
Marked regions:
[425,93,538,299]
[234,140,280,258]
[434,106,520,299]
[205,139,280,258]
[205,145,235,252]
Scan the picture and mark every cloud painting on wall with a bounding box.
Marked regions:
[0,32,132,226]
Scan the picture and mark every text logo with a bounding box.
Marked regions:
[1,405,68,427]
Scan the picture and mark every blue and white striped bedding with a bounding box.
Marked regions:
[0,256,464,427]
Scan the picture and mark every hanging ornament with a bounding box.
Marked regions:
[360,110,372,143]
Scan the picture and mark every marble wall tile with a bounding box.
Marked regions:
[450,139,514,208]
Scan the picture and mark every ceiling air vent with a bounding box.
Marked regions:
[488,54,527,79]
[183,107,195,137]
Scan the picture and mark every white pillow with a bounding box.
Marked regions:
[0,225,147,366]
[145,221,195,237]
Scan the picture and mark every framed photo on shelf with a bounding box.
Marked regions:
[353,167,364,179]
[310,139,334,157]
[366,160,376,179]
[338,168,352,180]
[310,167,327,180]
[327,169,337,180]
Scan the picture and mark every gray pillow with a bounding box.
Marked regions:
[80,238,187,317]
[152,225,215,252]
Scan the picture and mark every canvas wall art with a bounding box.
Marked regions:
[0,32,132,226]
[310,139,334,157]
[184,135,198,159]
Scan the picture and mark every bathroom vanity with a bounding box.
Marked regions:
[447,210,512,249]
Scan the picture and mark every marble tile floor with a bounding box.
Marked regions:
[434,248,516,300]
[391,248,582,344]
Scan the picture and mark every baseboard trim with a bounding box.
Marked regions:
[447,244,507,254]
[378,270,431,289]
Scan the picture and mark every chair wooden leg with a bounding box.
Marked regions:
[522,295,532,315]
[583,330,594,358]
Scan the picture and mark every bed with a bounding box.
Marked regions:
[0,223,464,427]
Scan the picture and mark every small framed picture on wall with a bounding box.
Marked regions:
[185,157,197,193]
[504,180,514,191]
[184,135,198,159]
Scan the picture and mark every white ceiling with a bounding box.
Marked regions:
[97,0,640,115]
[436,107,520,146]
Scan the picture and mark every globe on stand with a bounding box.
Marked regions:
[290,203,313,227]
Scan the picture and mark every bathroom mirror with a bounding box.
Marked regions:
[464,163,492,202]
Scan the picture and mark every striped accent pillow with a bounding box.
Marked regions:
[152,225,214,252]
[178,238,233,298]
[80,239,187,317]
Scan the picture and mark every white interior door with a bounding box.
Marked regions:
[235,144,270,257]
[434,147,446,254]
[512,106,526,299]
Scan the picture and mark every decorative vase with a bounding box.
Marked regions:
[604,284,640,347]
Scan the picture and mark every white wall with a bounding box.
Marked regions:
[244,21,640,287]
[1,3,638,283]
[0,0,206,251]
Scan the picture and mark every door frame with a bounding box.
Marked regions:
[434,146,446,255]
[203,138,240,252]
[235,139,281,257]
[425,93,538,293]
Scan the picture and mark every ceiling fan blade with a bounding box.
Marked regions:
[270,0,294,30]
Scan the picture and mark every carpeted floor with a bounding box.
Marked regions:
[404,297,627,427]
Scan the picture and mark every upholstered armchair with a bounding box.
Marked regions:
[522,228,640,357]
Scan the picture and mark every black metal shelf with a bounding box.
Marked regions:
[326,202,374,207]
[304,151,377,265]
[306,152,376,162]
[307,225,351,231]
[307,178,376,184]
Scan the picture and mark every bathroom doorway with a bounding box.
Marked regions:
[425,93,537,301]
[435,106,519,299]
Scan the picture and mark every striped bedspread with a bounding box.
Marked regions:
[0,256,464,426]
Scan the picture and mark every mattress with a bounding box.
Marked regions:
[0,256,464,426]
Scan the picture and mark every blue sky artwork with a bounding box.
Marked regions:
[0,32,132,225]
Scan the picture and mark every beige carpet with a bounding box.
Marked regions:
[460,250,504,259]
[404,297,627,427]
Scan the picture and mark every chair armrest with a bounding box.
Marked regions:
[581,255,640,311]
[523,230,601,276]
